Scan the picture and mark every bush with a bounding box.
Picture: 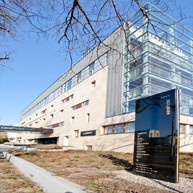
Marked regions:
[0,137,9,144]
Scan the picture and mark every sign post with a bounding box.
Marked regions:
[133,89,179,183]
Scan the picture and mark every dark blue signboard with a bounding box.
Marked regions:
[133,89,179,183]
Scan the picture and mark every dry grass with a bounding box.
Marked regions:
[180,152,193,178]
[13,150,177,193]
[29,144,62,149]
[0,156,43,193]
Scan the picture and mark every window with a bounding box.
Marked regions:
[59,122,64,127]
[62,94,74,103]
[189,125,193,134]
[62,83,66,92]
[45,96,49,104]
[91,80,96,88]
[72,100,89,110]
[89,62,95,75]
[62,97,69,103]
[86,145,92,150]
[72,106,76,110]
[50,93,54,101]
[67,78,72,90]
[83,100,89,106]
[129,78,143,90]
[149,77,172,89]
[53,90,57,99]
[70,94,74,99]
[74,130,79,138]
[71,116,75,123]
[104,122,135,135]
[58,86,62,95]
[114,124,124,133]
[190,108,193,116]
[42,109,47,114]
[77,72,81,83]
[86,113,90,124]
[52,123,60,128]
[60,109,64,116]
[180,124,185,134]
[107,126,113,134]
[126,122,135,133]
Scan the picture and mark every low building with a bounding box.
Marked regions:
[13,4,193,152]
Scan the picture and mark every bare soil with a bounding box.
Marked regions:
[12,150,193,193]
[0,156,43,193]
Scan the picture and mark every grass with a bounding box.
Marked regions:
[29,144,62,149]
[180,152,193,178]
[12,150,181,193]
[0,156,44,193]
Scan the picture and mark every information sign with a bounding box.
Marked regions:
[133,89,179,183]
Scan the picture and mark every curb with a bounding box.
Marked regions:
[3,152,87,193]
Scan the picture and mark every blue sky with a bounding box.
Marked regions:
[0,0,193,125]
[0,34,74,125]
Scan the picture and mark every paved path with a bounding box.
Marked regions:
[3,152,87,193]
[0,144,26,152]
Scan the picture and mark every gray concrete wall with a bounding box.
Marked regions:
[105,29,124,117]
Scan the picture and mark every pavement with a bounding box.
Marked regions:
[0,144,27,152]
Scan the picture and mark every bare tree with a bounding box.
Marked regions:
[0,0,47,66]
[0,0,190,66]
[34,0,169,63]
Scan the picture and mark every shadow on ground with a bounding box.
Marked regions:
[100,154,133,171]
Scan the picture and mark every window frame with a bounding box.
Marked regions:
[89,62,95,75]
[74,130,79,138]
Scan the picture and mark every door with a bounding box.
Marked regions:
[63,136,69,146]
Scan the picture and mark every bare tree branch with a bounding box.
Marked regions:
[0,0,192,69]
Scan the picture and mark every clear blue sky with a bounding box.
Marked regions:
[0,0,193,125]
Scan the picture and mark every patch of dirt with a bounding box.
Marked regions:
[0,156,43,193]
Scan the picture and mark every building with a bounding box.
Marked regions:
[12,4,193,152]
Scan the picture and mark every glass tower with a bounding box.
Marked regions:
[123,4,193,116]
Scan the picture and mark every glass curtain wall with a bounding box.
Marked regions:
[123,3,193,116]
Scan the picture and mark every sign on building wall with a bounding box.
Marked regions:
[81,130,96,137]
[0,125,53,134]
[133,89,180,183]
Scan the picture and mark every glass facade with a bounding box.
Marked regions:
[123,4,193,116]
